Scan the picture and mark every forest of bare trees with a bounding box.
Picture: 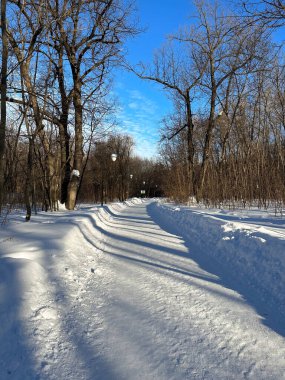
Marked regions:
[0,0,139,219]
[137,0,285,209]
[0,0,285,220]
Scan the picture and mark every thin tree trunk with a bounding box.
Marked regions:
[0,0,8,209]
[25,138,34,221]
[200,58,217,197]
[185,90,196,199]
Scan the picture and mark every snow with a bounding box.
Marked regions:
[0,199,285,379]
[151,202,285,320]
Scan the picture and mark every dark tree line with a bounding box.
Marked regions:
[78,134,165,204]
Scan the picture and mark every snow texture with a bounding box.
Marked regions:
[0,199,284,379]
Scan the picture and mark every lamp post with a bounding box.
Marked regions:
[128,174,133,199]
[101,153,117,206]
[154,185,158,197]
[141,181,146,198]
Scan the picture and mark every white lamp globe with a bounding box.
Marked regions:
[111,153,117,162]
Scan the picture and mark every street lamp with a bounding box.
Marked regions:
[141,180,146,198]
[101,153,117,206]
[127,174,133,199]
[111,153,117,162]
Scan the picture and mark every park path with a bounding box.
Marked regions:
[2,200,284,380]
[76,200,285,380]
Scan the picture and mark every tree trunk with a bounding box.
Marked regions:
[58,120,71,204]
[0,0,8,209]
[199,57,217,198]
[185,91,196,199]
[66,81,83,210]
[56,48,71,205]
[25,138,34,221]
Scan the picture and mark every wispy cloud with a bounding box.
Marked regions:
[128,102,139,110]
[114,88,164,158]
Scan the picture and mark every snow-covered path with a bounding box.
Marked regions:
[79,201,285,380]
[1,200,285,379]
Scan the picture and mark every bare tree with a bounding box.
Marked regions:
[173,1,270,198]
[242,0,285,27]
[44,0,137,210]
[132,39,207,200]
[0,0,8,210]
[1,0,137,215]
[5,0,49,219]
[155,1,282,206]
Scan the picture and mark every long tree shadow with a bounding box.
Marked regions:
[100,247,247,306]
[0,216,121,380]
[0,257,38,379]
[79,211,191,259]
[75,213,255,318]
[146,203,285,338]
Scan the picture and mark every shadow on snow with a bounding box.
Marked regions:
[146,202,285,338]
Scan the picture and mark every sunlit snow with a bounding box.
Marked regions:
[0,199,285,379]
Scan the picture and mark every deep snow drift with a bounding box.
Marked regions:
[0,199,284,379]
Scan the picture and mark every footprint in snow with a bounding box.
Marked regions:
[34,306,58,320]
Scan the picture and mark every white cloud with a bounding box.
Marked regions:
[128,102,139,110]
[128,90,159,115]
[113,86,168,158]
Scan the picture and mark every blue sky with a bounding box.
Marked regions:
[113,0,194,159]
[113,1,285,159]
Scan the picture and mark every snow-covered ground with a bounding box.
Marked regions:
[0,199,285,379]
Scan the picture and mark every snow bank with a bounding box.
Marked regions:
[125,197,144,205]
[152,202,285,312]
